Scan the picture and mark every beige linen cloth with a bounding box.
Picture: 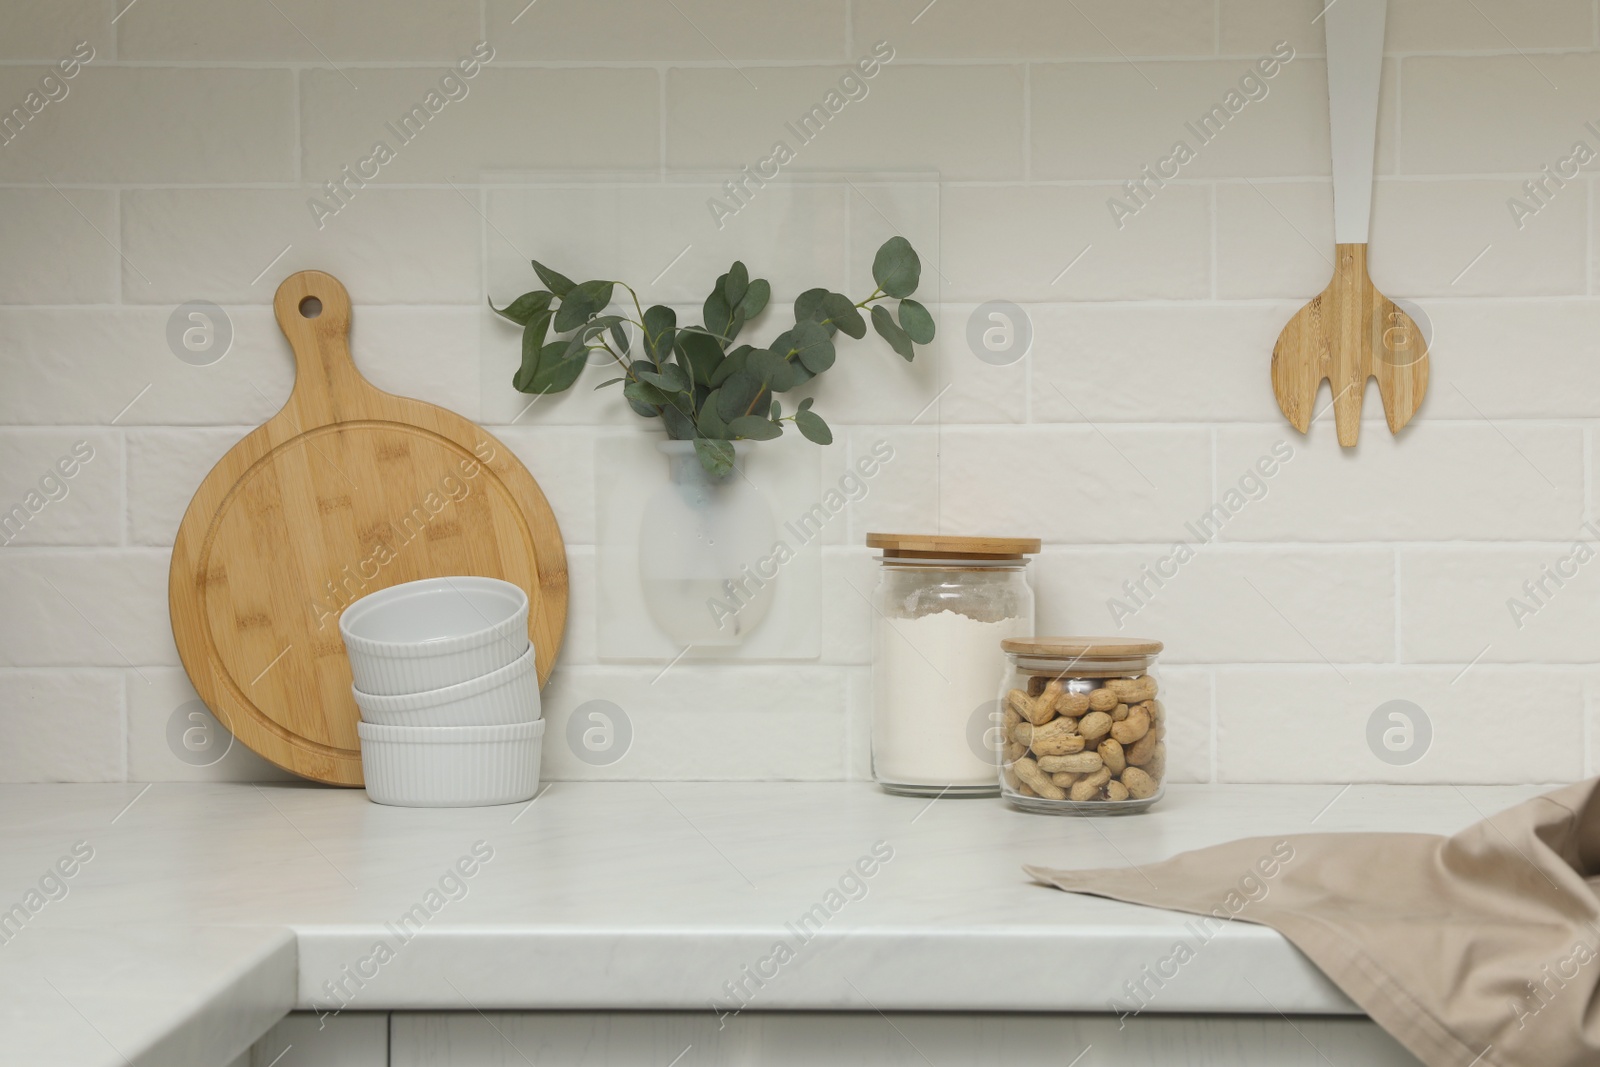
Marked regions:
[1026,780,1600,1067]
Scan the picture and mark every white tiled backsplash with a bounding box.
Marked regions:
[3,0,1598,785]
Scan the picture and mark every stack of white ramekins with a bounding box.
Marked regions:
[340,577,543,807]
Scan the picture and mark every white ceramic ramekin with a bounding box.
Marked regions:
[340,576,530,696]
[357,720,544,807]
[351,645,541,727]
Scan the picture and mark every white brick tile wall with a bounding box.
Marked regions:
[0,430,123,546]
[1217,667,1582,783]
[1217,423,1585,541]
[1400,545,1600,663]
[494,426,599,545]
[300,68,661,185]
[126,428,244,546]
[489,0,848,61]
[666,64,1026,180]
[0,669,123,781]
[121,189,483,305]
[483,183,852,308]
[0,308,291,426]
[0,188,118,304]
[1030,59,1332,180]
[1028,304,1286,422]
[1223,0,1593,55]
[1420,300,1600,418]
[936,426,1214,542]
[939,183,1212,302]
[1035,546,1396,664]
[539,666,848,780]
[1369,178,1587,296]
[1213,181,1335,299]
[0,1,116,60]
[0,68,295,183]
[125,667,294,782]
[852,0,1216,59]
[0,0,1594,786]
[1155,665,1212,783]
[1402,54,1600,175]
[1217,1,1323,57]
[0,550,177,668]
[116,0,483,61]
[1385,0,1593,50]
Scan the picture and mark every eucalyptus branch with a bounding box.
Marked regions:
[505,237,931,473]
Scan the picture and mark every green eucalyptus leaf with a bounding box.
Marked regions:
[872,237,921,298]
[582,314,624,343]
[798,396,815,412]
[795,409,833,445]
[871,304,915,360]
[490,290,552,326]
[517,338,585,394]
[897,298,936,345]
[704,288,733,341]
[643,305,677,365]
[822,292,865,339]
[746,348,795,393]
[623,379,669,409]
[531,260,576,298]
[789,320,835,374]
[738,278,770,320]
[595,376,626,388]
[717,371,767,422]
[770,398,781,421]
[637,363,690,394]
[694,438,736,477]
[793,287,829,324]
[708,344,751,388]
[677,329,726,387]
[554,279,614,332]
[512,310,553,393]
[697,390,732,439]
[610,320,630,353]
[730,415,782,441]
[661,402,696,440]
[725,261,749,308]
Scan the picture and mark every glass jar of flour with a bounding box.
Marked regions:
[866,533,1038,797]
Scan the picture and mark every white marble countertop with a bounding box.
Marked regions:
[0,780,1551,1065]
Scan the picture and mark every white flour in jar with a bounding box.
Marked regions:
[872,609,1030,787]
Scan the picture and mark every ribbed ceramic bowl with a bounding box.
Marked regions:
[340,576,529,696]
[352,645,540,727]
[357,720,544,807]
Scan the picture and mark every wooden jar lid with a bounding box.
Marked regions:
[1001,636,1164,657]
[866,532,1041,560]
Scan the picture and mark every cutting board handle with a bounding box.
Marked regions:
[272,270,380,427]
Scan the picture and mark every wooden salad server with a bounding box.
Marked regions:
[1271,0,1428,446]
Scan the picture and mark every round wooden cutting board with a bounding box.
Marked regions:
[169,271,567,786]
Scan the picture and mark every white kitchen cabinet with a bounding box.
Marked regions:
[390,1011,1423,1066]
[238,1012,388,1067]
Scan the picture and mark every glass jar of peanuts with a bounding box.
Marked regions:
[997,637,1166,814]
